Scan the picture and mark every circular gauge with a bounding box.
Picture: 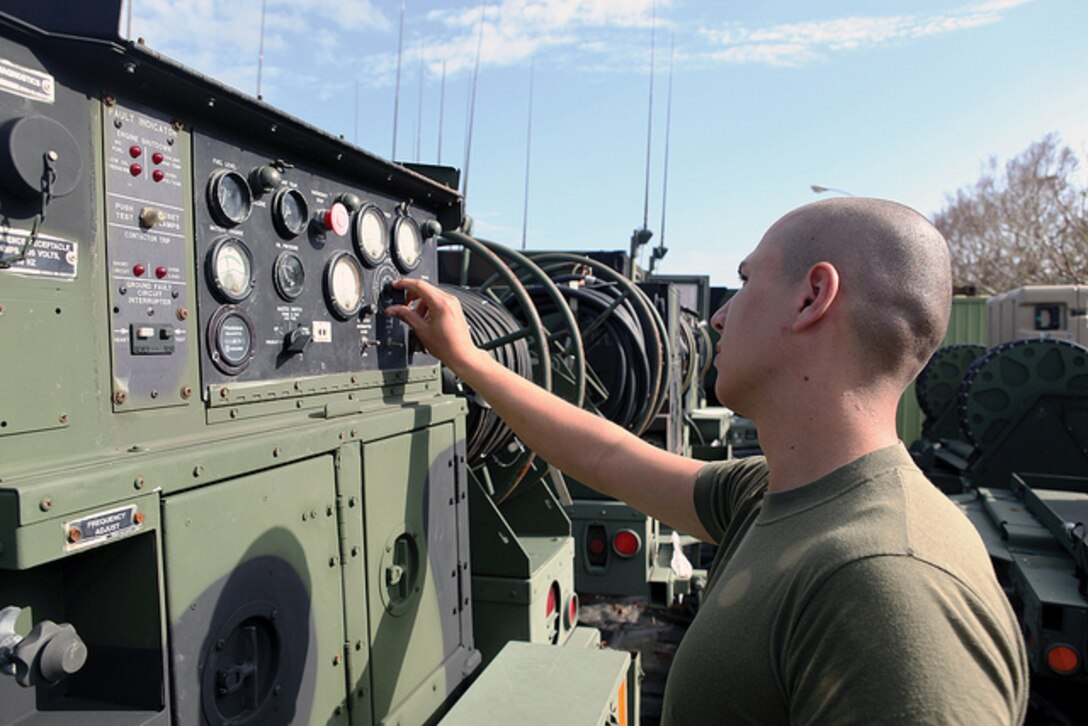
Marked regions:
[392,215,423,272]
[272,187,309,238]
[207,236,254,302]
[354,204,388,267]
[273,252,305,301]
[324,251,365,319]
[208,306,256,374]
[207,169,253,227]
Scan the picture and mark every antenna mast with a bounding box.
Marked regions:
[520,57,535,250]
[415,37,424,162]
[629,0,657,278]
[650,33,674,274]
[437,60,446,164]
[256,0,267,99]
[641,0,656,232]
[461,3,486,202]
[392,1,405,159]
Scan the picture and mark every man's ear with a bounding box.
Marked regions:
[792,262,839,332]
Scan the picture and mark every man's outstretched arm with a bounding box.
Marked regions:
[386,278,711,542]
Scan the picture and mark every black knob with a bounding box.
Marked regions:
[336,192,362,212]
[284,327,312,354]
[381,281,406,307]
[249,165,282,194]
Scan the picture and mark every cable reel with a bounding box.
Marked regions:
[916,344,987,420]
[442,285,535,465]
[472,237,587,409]
[958,339,1088,448]
[675,309,706,397]
[437,232,576,503]
[692,314,715,384]
[526,252,669,436]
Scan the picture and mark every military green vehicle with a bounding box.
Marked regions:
[910,286,1088,718]
[0,3,640,723]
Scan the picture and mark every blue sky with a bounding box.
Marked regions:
[126,0,1088,288]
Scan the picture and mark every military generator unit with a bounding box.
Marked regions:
[0,3,730,724]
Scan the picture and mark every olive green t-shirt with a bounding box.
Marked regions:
[661,444,1028,724]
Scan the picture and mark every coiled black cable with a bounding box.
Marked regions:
[535,275,653,432]
[441,285,535,463]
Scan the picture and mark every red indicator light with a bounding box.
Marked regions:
[588,537,606,556]
[129,163,142,177]
[133,264,146,277]
[152,169,165,182]
[129,145,142,158]
[322,202,350,236]
[151,151,164,164]
[567,594,579,628]
[612,529,641,558]
[155,266,168,279]
[1047,645,1079,674]
[546,584,557,617]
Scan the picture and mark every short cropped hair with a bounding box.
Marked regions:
[777,199,952,381]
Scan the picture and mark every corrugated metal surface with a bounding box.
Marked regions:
[897,296,989,445]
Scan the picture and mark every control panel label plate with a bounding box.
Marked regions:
[0,229,77,279]
[64,504,142,552]
[0,57,54,103]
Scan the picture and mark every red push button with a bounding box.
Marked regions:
[322,202,350,236]
[129,163,142,177]
[155,266,168,279]
[152,170,165,182]
[133,264,146,277]
[129,145,142,158]
[151,151,164,164]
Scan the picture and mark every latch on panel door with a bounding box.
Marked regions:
[380,531,420,615]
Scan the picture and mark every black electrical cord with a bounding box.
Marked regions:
[539,275,653,432]
[442,285,535,463]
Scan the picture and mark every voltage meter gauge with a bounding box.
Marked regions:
[207,169,253,227]
[208,306,256,375]
[272,187,309,238]
[353,204,389,267]
[207,236,255,302]
[391,214,423,272]
[273,251,305,301]
[324,251,365,319]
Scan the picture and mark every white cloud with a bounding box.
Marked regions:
[418,0,667,78]
[129,0,1035,94]
[697,0,1037,68]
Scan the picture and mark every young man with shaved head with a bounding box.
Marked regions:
[386,198,1028,723]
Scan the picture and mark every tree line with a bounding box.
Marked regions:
[932,133,1088,295]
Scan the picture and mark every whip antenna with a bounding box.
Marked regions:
[521,57,534,250]
[415,37,424,161]
[462,3,486,201]
[629,0,657,277]
[392,1,405,159]
[256,0,267,99]
[641,0,657,232]
[437,60,447,163]
[651,33,674,273]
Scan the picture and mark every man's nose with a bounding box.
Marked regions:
[710,303,728,333]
